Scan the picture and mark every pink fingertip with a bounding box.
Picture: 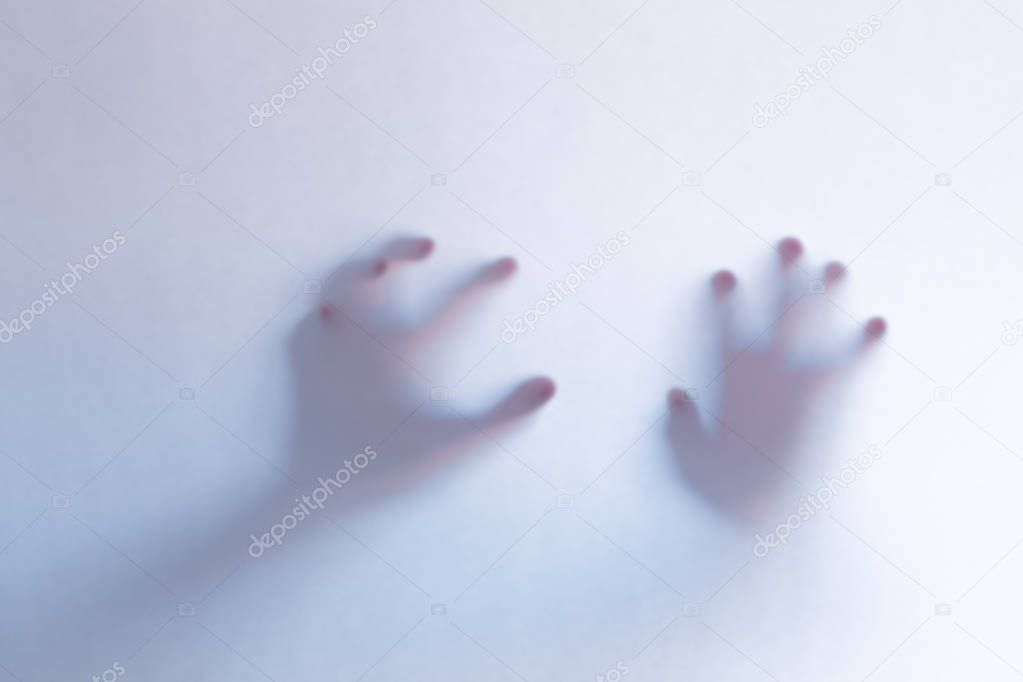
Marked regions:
[496,256,517,276]
[510,376,556,411]
[865,316,887,339]
[824,262,846,283]
[372,259,388,277]
[533,377,556,403]
[477,257,518,284]
[711,269,737,295]
[668,387,686,407]
[415,238,435,258]
[318,304,332,318]
[778,237,804,264]
[492,377,557,423]
[480,257,517,283]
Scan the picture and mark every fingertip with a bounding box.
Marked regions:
[372,259,388,277]
[483,376,557,427]
[507,376,556,415]
[668,387,686,407]
[496,256,518,276]
[778,237,804,266]
[711,269,737,296]
[824,261,846,284]
[533,376,556,403]
[482,256,517,282]
[415,237,435,259]
[865,316,887,340]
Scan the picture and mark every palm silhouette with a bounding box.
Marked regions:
[667,237,886,519]
[288,236,556,508]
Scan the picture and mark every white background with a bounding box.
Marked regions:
[2,0,1023,680]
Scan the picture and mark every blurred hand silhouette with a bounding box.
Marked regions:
[0,238,559,681]
[667,237,886,519]
[288,236,556,508]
